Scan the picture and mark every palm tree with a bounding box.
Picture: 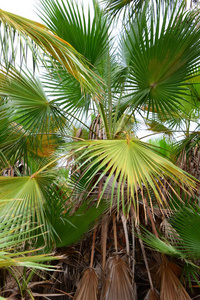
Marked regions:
[0,0,200,298]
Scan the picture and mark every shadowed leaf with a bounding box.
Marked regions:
[74,268,98,300]
[101,256,135,300]
[158,261,191,300]
[144,289,159,300]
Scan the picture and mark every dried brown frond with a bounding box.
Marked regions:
[101,256,135,300]
[177,147,200,195]
[144,288,160,300]
[160,217,180,244]
[89,115,106,140]
[74,268,98,300]
[101,215,109,272]
[158,261,191,300]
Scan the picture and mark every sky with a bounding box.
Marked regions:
[0,0,94,21]
[0,0,41,21]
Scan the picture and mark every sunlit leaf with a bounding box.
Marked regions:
[69,137,196,214]
[0,9,101,95]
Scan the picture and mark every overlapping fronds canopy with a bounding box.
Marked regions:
[37,0,111,121]
[0,66,67,165]
[0,9,101,95]
[0,169,107,247]
[38,0,110,67]
[0,0,200,297]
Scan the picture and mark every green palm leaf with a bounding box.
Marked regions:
[150,73,200,136]
[175,131,200,158]
[170,206,200,259]
[0,66,66,134]
[145,120,173,136]
[41,65,92,123]
[0,218,57,270]
[0,251,55,270]
[0,167,107,248]
[141,229,183,257]
[37,0,112,123]
[0,173,55,243]
[140,205,200,287]
[142,205,200,260]
[0,66,66,165]
[53,202,107,247]
[69,137,196,214]
[122,1,200,116]
[38,0,110,67]
[0,9,100,95]
[0,150,9,172]
[102,0,144,20]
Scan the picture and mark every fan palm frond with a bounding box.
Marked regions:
[74,268,98,300]
[0,66,66,134]
[122,1,200,117]
[0,218,56,270]
[102,0,144,20]
[101,256,135,300]
[69,137,196,214]
[37,0,113,124]
[175,131,200,158]
[170,206,200,259]
[145,120,173,137]
[0,9,101,95]
[142,205,200,260]
[38,0,110,67]
[0,173,56,244]
[158,261,191,300]
[0,66,66,165]
[0,165,107,248]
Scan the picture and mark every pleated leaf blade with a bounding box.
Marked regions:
[70,137,196,213]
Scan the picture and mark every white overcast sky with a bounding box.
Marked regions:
[0,0,193,22]
[0,0,41,21]
[0,0,93,22]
